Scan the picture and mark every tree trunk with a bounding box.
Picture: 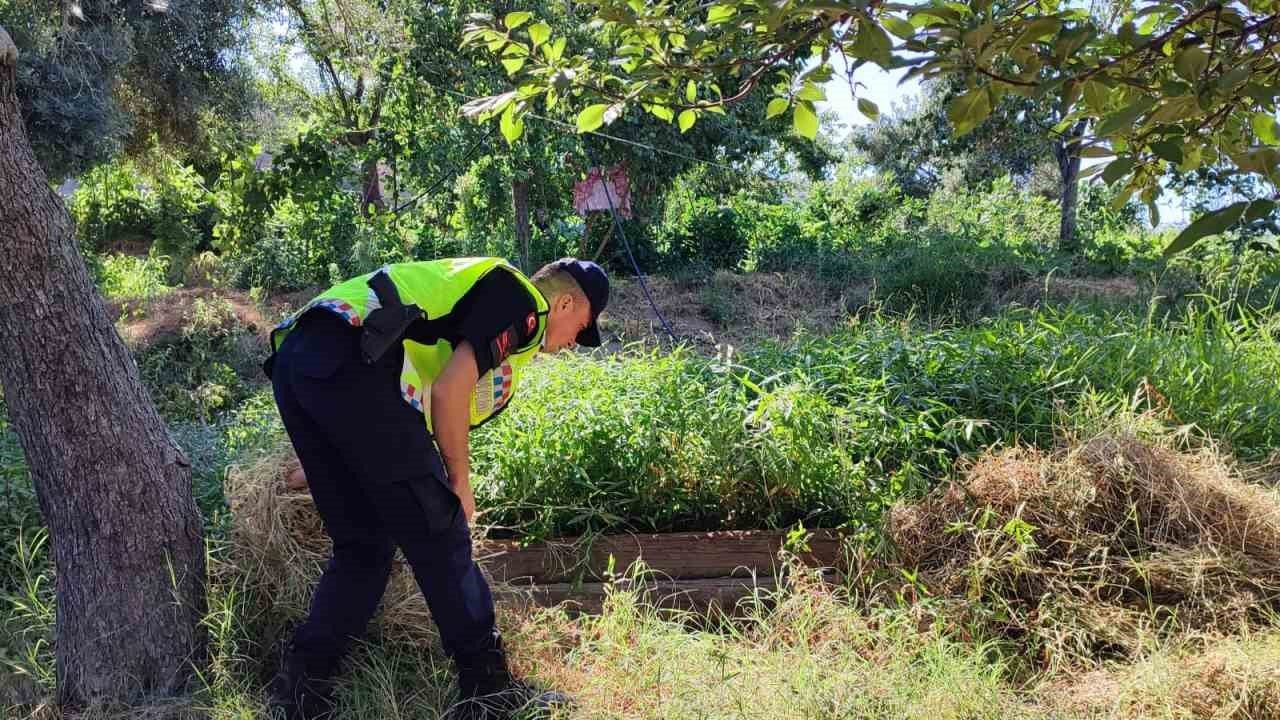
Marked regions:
[1054,120,1087,254]
[360,157,387,217]
[512,177,531,271]
[0,27,207,707]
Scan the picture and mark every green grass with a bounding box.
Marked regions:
[5,265,1280,716]
[472,297,1280,540]
[92,253,172,301]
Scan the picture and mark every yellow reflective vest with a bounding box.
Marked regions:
[270,257,548,430]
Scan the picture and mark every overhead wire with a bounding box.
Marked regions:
[397,73,815,342]
[409,74,712,341]
[412,70,799,186]
[579,141,680,342]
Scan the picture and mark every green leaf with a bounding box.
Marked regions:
[577,104,609,133]
[947,89,991,136]
[501,56,526,75]
[499,103,524,144]
[1101,157,1134,185]
[1149,139,1184,164]
[857,97,880,120]
[461,91,516,119]
[544,37,566,61]
[1174,46,1208,82]
[1014,16,1062,47]
[1148,96,1198,125]
[882,16,915,40]
[1245,200,1278,223]
[648,104,674,122]
[852,21,893,66]
[1095,96,1156,137]
[1082,81,1111,112]
[795,83,826,102]
[1217,66,1250,91]
[528,22,551,47]
[505,11,532,29]
[686,80,697,103]
[1163,201,1249,256]
[1252,113,1280,146]
[766,97,789,119]
[963,23,994,50]
[793,101,818,140]
[1078,145,1114,158]
[707,4,736,23]
[678,109,696,133]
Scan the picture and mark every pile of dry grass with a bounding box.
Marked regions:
[887,432,1280,670]
[1037,631,1280,719]
[224,444,445,644]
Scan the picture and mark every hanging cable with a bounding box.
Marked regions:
[579,141,680,343]
[391,129,493,215]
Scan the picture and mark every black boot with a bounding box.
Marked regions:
[444,634,570,720]
[267,645,337,720]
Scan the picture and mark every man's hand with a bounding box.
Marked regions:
[454,475,477,523]
[430,341,480,523]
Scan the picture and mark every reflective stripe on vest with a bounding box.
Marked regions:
[271,257,548,429]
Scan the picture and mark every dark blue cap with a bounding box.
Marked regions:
[550,258,609,347]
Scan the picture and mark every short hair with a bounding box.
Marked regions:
[530,262,587,304]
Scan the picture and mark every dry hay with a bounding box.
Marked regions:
[1001,275,1149,308]
[887,433,1280,670]
[224,443,448,644]
[1037,632,1280,719]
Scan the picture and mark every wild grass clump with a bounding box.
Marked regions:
[92,253,173,301]
[1036,631,1280,719]
[887,419,1280,674]
[513,570,1022,720]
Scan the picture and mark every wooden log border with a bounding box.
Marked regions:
[478,529,849,612]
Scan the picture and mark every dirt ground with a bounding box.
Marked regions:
[106,270,1154,356]
[107,287,311,350]
[600,271,870,352]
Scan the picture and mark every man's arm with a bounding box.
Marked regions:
[430,340,479,522]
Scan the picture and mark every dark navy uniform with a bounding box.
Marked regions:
[271,270,535,670]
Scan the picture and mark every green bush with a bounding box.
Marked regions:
[69,161,154,254]
[71,158,214,284]
[136,297,261,422]
[94,253,172,300]
[654,195,746,270]
[150,158,214,284]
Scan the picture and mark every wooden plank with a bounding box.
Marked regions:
[496,576,784,615]
[477,529,846,585]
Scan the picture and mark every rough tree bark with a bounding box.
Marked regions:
[0,27,207,707]
[512,177,531,272]
[1054,120,1087,255]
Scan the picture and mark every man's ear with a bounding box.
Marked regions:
[556,294,574,314]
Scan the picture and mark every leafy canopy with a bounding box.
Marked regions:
[464,0,1280,253]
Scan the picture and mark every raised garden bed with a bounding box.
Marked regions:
[477,530,848,614]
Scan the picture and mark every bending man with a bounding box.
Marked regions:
[263,257,609,719]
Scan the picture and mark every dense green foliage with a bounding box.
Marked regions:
[472,0,1280,252]
[72,143,1199,301]
[0,0,260,178]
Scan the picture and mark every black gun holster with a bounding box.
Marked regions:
[360,270,422,365]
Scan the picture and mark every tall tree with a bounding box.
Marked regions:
[470,0,1280,255]
[851,76,1053,197]
[853,74,1093,251]
[0,25,207,707]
